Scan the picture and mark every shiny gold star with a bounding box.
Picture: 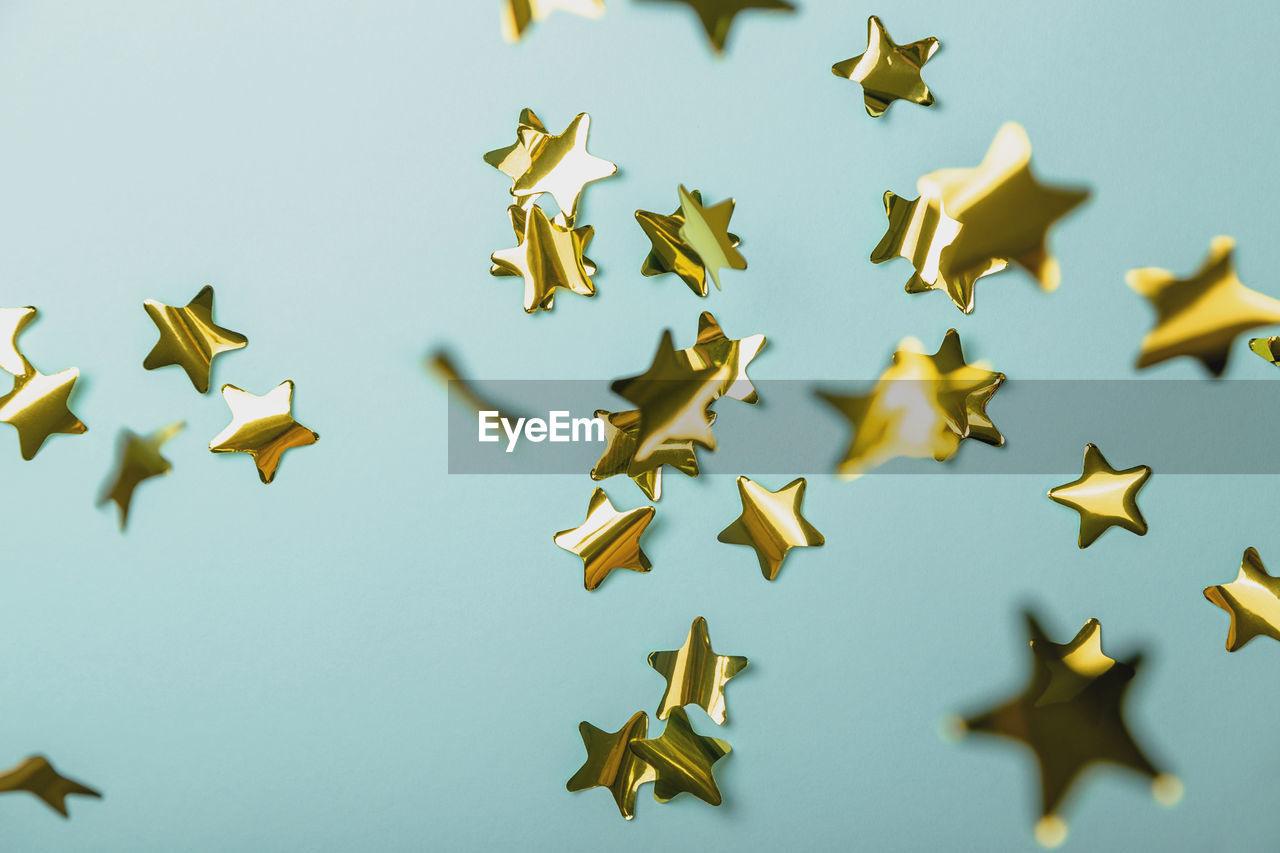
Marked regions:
[509,112,616,223]
[629,708,730,805]
[209,380,318,484]
[0,366,87,460]
[677,312,766,404]
[590,409,700,502]
[1048,444,1151,548]
[955,613,1177,847]
[0,306,36,376]
[717,476,824,580]
[832,15,939,117]
[566,710,656,820]
[648,616,748,725]
[1128,236,1280,376]
[502,0,605,43]
[636,190,741,297]
[142,286,248,394]
[676,185,745,291]
[490,204,596,313]
[1204,547,1280,651]
[490,204,597,279]
[554,488,655,590]
[635,0,795,53]
[99,421,185,530]
[1250,335,1280,366]
[897,329,1005,446]
[0,756,100,818]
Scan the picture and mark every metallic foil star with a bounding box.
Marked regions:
[832,15,940,117]
[676,185,746,291]
[1204,547,1280,651]
[956,613,1177,847]
[99,421,185,530]
[1249,336,1280,366]
[554,488,656,590]
[142,286,248,394]
[484,109,549,183]
[0,306,36,376]
[566,710,656,820]
[0,366,87,460]
[490,204,596,313]
[678,312,766,404]
[897,329,1005,446]
[717,476,824,580]
[209,380,318,484]
[590,409,701,501]
[648,616,748,725]
[0,756,100,817]
[1048,444,1151,548]
[506,112,616,224]
[490,204,596,279]
[502,0,605,43]
[635,0,795,53]
[636,189,741,297]
[629,708,730,805]
[1128,236,1280,376]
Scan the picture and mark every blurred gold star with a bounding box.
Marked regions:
[832,15,939,117]
[509,112,616,224]
[629,708,730,805]
[209,380,318,484]
[554,488,655,590]
[0,306,36,376]
[678,312,766,404]
[1204,547,1280,651]
[612,330,723,465]
[99,421,185,530]
[502,0,605,43]
[0,366,87,460]
[636,190,741,297]
[898,329,1005,446]
[1048,444,1150,548]
[717,476,824,580]
[676,185,745,291]
[143,286,247,394]
[490,204,596,313]
[635,0,795,53]
[590,409,700,502]
[566,710,656,820]
[0,756,100,818]
[648,616,748,725]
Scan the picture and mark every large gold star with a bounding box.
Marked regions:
[501,0,605,43]
[0,366,87,460]
[635,0,795,53]
[509,112,616,223]
[955,613,1178,847]
[566,710,656,820]
[635,189,741,297]
[897,329,1005,446]
[0,306,36,376]
[0,755,100,818]
[490,204,596,313]
[676,185,746,291]
[677,312,766,404]
[554,488,655,590]
[647,616,748,725]
[1128,236,1280,376]
[142,286,248,394]
[99,421,185,530]
[208,380,318,484]
[1048,444,1151,548]
[1204,547,1280,651]
[832,15,939,118]
[590,409,700,501]
[629,708,731,805]
[717,476,824,580]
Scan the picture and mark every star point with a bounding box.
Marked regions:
[717,476,824,580]
[635,0,795,54]
[0,756,100,818]
[501,0,605,43]
[832,15,940,117]
[0,306,37,376]
[209,380,318,484]
[1048,444,1151,548]
[553,488,655,590]
[1204,547,1280,651]
[142,286,247,394]
[648,616,748,725]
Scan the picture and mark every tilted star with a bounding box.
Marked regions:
[99,421,185,530]
[634,0,795,53]
[896,329,1005,446]
[484,108,549,183]
[509,112,616,224]
[1128,236,1280,376]
[832,15,940,117]
[635,189,741,297]
[676,185,746,290]
[553,488,655,590]
[0,306,37,376]
[142,286,248,394]
[501,0,605,43]
[1048,444,1151,548]
[490,204,596,313]
[717,476,824,580]
[629,708,731,805]
[648,616,748,724]
[566,710,656,820]
[956,613,1177,847]
[0,366,87,460]
[0,756,100,817]
[490,203,597,279]
[1250,335,1280,365]
[590,409,700,502]
[208,380,318,484]
[1204,547,1280,651]
[677,312,766,404]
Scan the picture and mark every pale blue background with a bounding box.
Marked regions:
[0,1,1277,850]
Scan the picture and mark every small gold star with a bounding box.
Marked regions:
[99,421,185,530]
[1048,444,1151,548]
[1250,336,1280,365]
[0,756,100,818]
[590,409,700,501]
[717,476,824,580]
[676,185,746,291]
[509,112,616,223]
[490,204,596,313]
[566,710,656,820]
[635,0,795,54]
[554,488,655,590]
[142,286,248,394]
[832,15,940,118]
[1128,236,1280,376]
[636,189,741,297]
[678,312,766,404]
[1204,547,1280,651]
[648,616,748,725]
[0,306,37,376]
[629,708,731,805]
[209,380,318,484]
[897,329,1005,446]
[501,0,605,43]
[0,366,87,460]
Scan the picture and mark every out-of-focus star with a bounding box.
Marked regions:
[99,421,185,530]
[0,366,87,460]
[501,0,605,43]
[209,380,318,484]
[509,112,616,223]
[832,15,939,117]
[1048,444,1151,548]
[717,476,824,580]
[554,488,655,590]
[635,0,795,54]
[629,708,731,805]
[0,306,36,376]
[566,710,656,820]
[897,329,1005,446]
[648,616,748,725]
[1128,236,1280,376]
[636,190,741,297]
[1204,547,1280,651]
[0,756,100,818]
[142,286,247,394]
[590,409,701,502]
[676,185,745,291]
[677,312,766,404]
[491,204,596,313]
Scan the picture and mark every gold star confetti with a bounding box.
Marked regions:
[142,286,248,394]
[676,185,745,291]
[897,329,1005,446]
[1249,336,1280,365]
[590,409,700,501]
[566,710,656,820]
[553,488,655,590]
[484,108,549,182]
[1048,444,1151,548]
[717,476,824,580]
[629,708,730,805]
[1204,547,1280,651]
[0,306,36,376]
[677,312,766,404]
[0,365,87,460]
[1128,236,1280,376]
[209,380,318,484]
[99,421,185,530]
[502,0,605,43]
[635,0,795,53]
[490,204,597,313]
[831,15,940,118]
[490,204,597,279]
[648,616,747,725]
[0,756,100,818]
[954,613,1178,847]
[636,189,741,297]
[501,112,615,224]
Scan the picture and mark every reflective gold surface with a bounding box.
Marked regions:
[906,329,1005,446]
[636,189,741,297]
[676,185,745,291]
[501,0,605,43]
[0,365,88,460]
[648,616,748,725]
[99,421,185,531]
[485,111,615,225]
[678,312,765,404]
[553,487,655,590]
[832,15,939,118]
[629,707,730,805]
[590,408,701,501]
[0,755,100,818]
[0,306,37,376]
[1048,443,1151,549]
[1204,547,1280,651]
[611,330,722,465]
[142,286,248,394]
[1128,236,1280,376]
[717,476,824,580]
[1249,335,1280,365]
[208,380,318,484]
[484,108,549,183]
[634,0,795,54]
[490,204,597,278]
[490,204,597,313]
[566,710,656,820]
